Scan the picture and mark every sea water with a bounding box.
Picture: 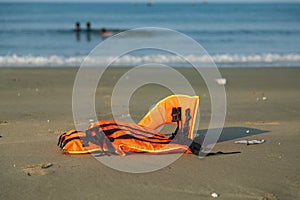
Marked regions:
[0,2,299,67]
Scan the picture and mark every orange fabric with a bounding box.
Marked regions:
[57,129,115,154]
[58,120,192,155]
[138,95,199,139]
[58,95,199,155]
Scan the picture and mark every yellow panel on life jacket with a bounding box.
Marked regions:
[138,95,200,139]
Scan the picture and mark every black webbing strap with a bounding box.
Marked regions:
[170,107,182,140]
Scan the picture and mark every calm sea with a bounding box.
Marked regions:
[0,2,300,67]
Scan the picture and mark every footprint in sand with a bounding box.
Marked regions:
[0,120,8,125]
[259,193,280,200]
[23,163,53,176]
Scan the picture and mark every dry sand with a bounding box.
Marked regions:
[0,67,299,200]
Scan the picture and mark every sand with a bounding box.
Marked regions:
[0,67,299,200]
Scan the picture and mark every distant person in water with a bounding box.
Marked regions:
[86,22,91,41]
[75,22,80,41]
[86,22,91,32]
[100,28,113,37]
[75,22,80,32]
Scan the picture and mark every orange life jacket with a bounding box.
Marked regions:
[58,95,200,155]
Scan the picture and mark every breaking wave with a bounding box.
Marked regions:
[1,53,300,67]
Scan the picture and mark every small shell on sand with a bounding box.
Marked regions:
[211,192,219,198]
[25,162,53,169]
[215,78,226,85]
[41,163,53,169]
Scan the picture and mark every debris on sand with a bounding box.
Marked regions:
[262,96,267,101]
[41,163,53,169]
[211,192,219,198]
[215,78,227,85]
[235,139,265,145]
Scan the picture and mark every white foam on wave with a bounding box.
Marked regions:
[0,55,85,66]
[1,53,300,67]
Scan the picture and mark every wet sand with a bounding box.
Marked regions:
[0,67,299,200]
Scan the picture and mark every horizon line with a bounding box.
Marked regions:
[0,0,299,3]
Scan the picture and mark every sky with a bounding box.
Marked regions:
[0,0,299,3]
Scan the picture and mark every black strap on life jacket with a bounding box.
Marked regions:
[170,107,182,140]
[169,107,192,144]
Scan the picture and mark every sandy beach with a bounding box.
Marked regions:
[0,67,299,200]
